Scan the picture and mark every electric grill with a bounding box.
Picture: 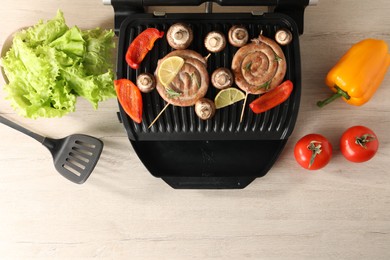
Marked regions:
[104,0,317,189]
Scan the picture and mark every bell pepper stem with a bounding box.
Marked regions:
[317,86,350,108]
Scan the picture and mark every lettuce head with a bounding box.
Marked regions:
[0,10,116,118]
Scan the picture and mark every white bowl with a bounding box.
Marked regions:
[0,27,27,84]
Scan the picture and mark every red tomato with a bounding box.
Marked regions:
[294,134,333,170]
[114,79,143,123]
[340,126,379,163]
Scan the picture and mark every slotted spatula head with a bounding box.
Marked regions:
[43,134,104,184]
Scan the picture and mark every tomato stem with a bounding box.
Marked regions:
[355,134,376,149]
[307,141,322,169]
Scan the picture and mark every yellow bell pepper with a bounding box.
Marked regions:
[317,38,390,107]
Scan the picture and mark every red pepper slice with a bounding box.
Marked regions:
[126,28,164,69]
[114,79,143,123]
[249,80,294,114]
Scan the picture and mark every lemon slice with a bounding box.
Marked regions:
[157,56,185,87]
[214,87,246,109]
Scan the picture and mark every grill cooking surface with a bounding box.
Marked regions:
[117,12,301,141]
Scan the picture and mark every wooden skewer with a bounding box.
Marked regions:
[148,103,170,129]
[204,53,212,61]
[240,92,249,123]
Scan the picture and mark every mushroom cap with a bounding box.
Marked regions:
[228,25,249,47]
[211,68,234,89]
[195,98,216,120]
[204,31,226,53]
[275,29,293,46]
[136,73,156,93]
[167,23,193,50]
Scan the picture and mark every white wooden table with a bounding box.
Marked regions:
[0,0,389,259]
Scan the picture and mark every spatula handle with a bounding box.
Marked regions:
[0,115,45,143]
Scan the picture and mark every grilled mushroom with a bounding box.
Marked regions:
[136,73,155,93]
[167,23,193,50]
[275,29,293,46]
[204,31,226,53]
[211,68,233,90]
[195,98,216,120]
[228,25,249,47]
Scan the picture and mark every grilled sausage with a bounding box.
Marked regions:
[231,34,286,95]
[155,51,209,107]
[164,49,207,67]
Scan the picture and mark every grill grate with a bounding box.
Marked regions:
[117,12,301,141]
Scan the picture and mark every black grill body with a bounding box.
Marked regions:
[116,12,301,188]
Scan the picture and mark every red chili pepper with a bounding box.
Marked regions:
[126,28,164,69]
[249,80,293,114]
[114,79,143,123]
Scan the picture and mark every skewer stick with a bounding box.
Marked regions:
[240,92,249,123]
[204,53,212,61]
[148,103,170,129]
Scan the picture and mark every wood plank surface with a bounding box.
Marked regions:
[0,0,389,259]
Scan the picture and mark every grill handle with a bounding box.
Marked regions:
[104,0,317,34]
[162,176,257,189]
[146,0,283,5]
[104,0,317,6]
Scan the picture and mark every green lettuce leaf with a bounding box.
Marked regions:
[82,28,115,75]
[19,10,69,47]
[49,26,86,58]
[0,10,115,119]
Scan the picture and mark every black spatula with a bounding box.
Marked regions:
[0,115,103,184]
